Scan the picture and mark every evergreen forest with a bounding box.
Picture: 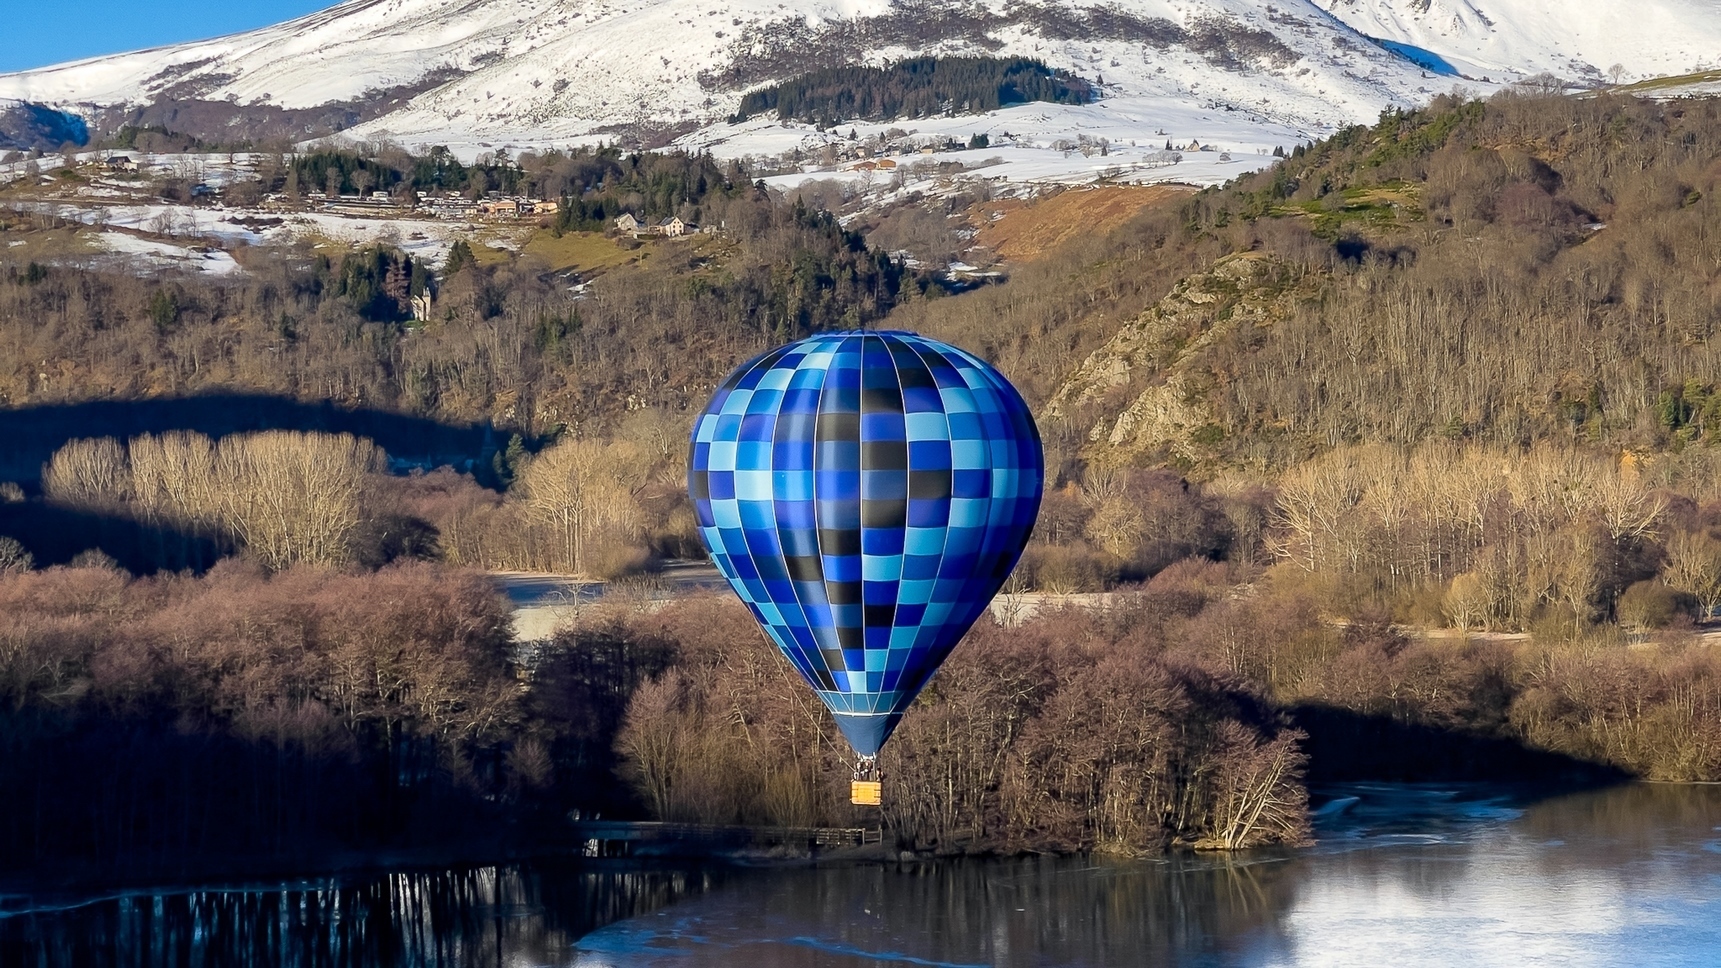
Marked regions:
[732,56,1093,126]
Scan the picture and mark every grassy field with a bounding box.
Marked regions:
[1617,68,1721,95]
[1270,182,1423,239]
[969,184,1193,263]
[520,230,645,272]
[0,223,98,261]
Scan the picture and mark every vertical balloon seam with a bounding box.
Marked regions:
[699,343,799,683]
[753,340,816,689]
[939,343,998,697]
[850,329,885,722]
[857,327,881,706]
[886,334,920,713]
[810,332,856,696]
[716,349,771,663]
[902,338,966,704]
[950,347,1036,664]
[867,331,910,717]
[773,336,833,693]
[997,357,1044,606]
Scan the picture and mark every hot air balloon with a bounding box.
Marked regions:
[688,330,1043,803]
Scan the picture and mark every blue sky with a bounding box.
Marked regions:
[1,1,330,73]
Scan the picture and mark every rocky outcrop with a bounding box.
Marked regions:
[1048,252,1320,467]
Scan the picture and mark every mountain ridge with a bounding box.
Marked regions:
[0,0,1440,155]
[3,0,1719,186]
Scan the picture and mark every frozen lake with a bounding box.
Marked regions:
[4,783,1719,966]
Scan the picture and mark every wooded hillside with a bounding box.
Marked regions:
[732,56,1093,126]
[903,92,1721,469]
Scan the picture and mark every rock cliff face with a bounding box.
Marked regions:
[1048,252,1320,467]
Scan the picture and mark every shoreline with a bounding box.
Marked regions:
[1,775,1654,910]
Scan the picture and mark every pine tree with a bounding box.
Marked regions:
[444,239,474,276]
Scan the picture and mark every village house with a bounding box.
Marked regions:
[477,198,521,217]
[104,155,139,173]
[615,212,644,233]
[660,216,696,237]
[421,192,477,219]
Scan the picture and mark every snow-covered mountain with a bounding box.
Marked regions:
[0,0,1715,178]
[1313,0,1721,84]
[0,1,1425,139]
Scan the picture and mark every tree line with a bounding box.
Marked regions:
[603,552,1720,851]
[3,546,1715,879]
[607,593,1307,853]
[271,144,752,218]
[732,56,1093,127]
[31,424,698,579]
[0,557,689,881]
[0,159,929,443]
[4,484,1717,878]
[40,431,379,571]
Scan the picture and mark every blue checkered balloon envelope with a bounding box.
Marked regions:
[689,331,1043,758]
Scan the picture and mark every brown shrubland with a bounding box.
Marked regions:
[9,93,1721,871]
[598,594,1311,854]
[0,560,538,875]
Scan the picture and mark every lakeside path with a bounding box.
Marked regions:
[494,563,1116,641]
[496,567,1721,645]
[494,562,725,641]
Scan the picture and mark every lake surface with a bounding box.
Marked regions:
[4,783,1720,967]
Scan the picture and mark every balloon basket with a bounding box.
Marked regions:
[851,756,882,806]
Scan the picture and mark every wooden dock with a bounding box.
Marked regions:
[570,820,884,857]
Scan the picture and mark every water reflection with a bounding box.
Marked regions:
[5,784,1721,967]
[1,863,721,968]
[571,854,1308,968]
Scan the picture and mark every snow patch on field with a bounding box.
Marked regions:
[94,231,241,275]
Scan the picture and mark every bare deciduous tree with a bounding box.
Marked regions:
[517,437,647,577]
[42,437,130,509]
[1664,530,1721,621]
[44,431,379,570]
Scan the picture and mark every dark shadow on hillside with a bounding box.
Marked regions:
[1369,38,1461,77]
[0,394,498,488]
[0,502,228,574]
[0,705,527,890]
[1292,703,1632,787]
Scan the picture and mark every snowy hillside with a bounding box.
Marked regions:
[1314,0,1721,84]
[0,2,1434,141]
[0,0,1715,185]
